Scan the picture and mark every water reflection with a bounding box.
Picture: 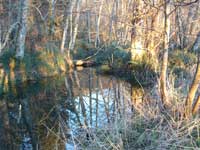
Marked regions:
[0,68,147,149]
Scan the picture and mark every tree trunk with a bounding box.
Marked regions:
[192,95,200,115]
[16,0,30,59]
[160,0,170,106]
[68,0,82,51]
[109,1,115,42]
[131,1,144,60]
[95,0,104,48]
[48,0,56,38]
[186,54,200,115]
[60,0,72,54]
[86,0,91,43]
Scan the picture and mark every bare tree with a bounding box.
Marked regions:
[16,0,30,58]
[48,0,56,38]
[68,0,82,51]
[95,0,104,47]
[60,0,72,54]
[160,0,171,106]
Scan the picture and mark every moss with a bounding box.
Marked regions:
[0,49,67,84]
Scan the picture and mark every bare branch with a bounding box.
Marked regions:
[0,22,19,53]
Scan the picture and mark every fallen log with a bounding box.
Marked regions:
[73,60,96,67]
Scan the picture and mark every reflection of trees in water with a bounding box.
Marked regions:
[0,77,68,149]
[0,68,147,149]
[0,99,12,149]
[70,69,135,128]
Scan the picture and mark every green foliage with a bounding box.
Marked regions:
[96,65,113,74]
[0,50,53,80]
[95,43,131,68]
[0,50,15,72]
[73,40,96,59]
[172,67,191,79]
[168,50,197,84]
[21,51,52,76]
[127,54,157,86]
[196,138,200,147]
[0,48,68,84]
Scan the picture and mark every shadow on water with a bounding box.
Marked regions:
[0,66,150,150]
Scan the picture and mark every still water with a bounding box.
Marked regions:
[0,68,148,150]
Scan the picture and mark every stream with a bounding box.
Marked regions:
[0,67,153,150]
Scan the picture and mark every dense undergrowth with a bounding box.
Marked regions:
[73,86,200,150]
[0,41,197,86]
[70,45,199,150]
[0,49,67,83]
[0,42,199,149]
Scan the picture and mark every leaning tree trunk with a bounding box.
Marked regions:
[160,0,170,106]
[186,54,200,115]
[16,0,30,59]
[192,95,200,115]
[186,32,200,115]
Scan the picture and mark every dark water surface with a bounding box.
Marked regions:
[0,68,146,150]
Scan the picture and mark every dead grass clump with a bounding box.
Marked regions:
[72,97,200,150]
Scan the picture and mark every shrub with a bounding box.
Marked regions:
[169,50,197,69]
[95,43,131,68]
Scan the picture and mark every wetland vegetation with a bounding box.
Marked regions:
[0,0,200,149]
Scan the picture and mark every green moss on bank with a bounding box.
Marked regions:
[0,50,67,83]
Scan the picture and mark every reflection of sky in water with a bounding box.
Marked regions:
[66,87,132,150]
[1,68,141,150]
[68,87,132,132]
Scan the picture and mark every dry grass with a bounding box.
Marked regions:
[68,87,200,150]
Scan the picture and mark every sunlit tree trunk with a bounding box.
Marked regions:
[68,0,82,51]
[160,0,170,106]
[192,95,200,115]
[186,53,200,115]
[16,0,30,58]
[109,1,115,42]
[185,31,200,115]
[186,58,200,115]
[95,0,104,47]
[131,0,144,60]
[86,0,91,43]
[60,0,71,54]
[69,1,75,50]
